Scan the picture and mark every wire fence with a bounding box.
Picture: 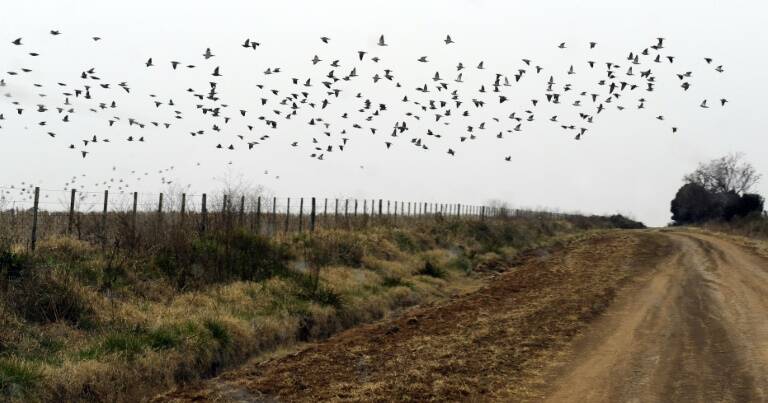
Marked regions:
[0,187,574,251]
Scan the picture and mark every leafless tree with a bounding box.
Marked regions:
[684,153,761,195]
[487,199,511,217]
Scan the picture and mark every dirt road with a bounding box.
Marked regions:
[545,230,768,402]
[155,229,768,402]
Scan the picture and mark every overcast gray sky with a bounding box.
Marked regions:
[0,0,765,226]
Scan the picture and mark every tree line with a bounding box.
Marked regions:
[671,153,765,225]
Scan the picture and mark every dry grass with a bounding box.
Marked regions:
[0,215,630,402]
[157,231,672,402]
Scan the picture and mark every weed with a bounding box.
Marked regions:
[447,255,473,273]
[418,260,444,278]
[146,327,183,350]
[204,319,231,347]
[0,250,27,281]
[0,358,41,399]
[292,273,343,309]
[102,332,147,359]
[381,276,411,288]
[6,267,94,326]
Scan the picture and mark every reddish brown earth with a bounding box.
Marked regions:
[154,229,768,402]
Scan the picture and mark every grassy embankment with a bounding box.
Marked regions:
[0,214,638,401]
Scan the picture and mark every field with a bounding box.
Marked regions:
[0,198,636,402]
[156,228,768,402]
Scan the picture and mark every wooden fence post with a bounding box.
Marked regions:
[157,193,164,233]
[272,197,277,236]
[285,197,291,233]
[335,198,339,226]
[201,193,208,233]
[132,192,138,236]
[299,197,304,233]
[221,193,227,222]
[180,193,186,225]
[310,197,316,232]
[102,190,109,248]
[67,188,76,235]
[30,187,40,251]
[256,196,262,234]
[239,195,245,227]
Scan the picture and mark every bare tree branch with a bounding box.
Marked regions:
[683,153,761,194]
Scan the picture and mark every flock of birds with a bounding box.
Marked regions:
[0,163,186,208]
[1,32,728,205]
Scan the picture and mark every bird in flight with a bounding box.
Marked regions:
[0,34,729,166]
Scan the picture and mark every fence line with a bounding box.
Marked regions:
[0,187,576,251]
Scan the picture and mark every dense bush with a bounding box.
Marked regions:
[607,214,646,229]
[5,267,94,326]
[154,230,291,288]
[305,230,367,268]
[671,183,764,225]
[0,250,28,283]
[724,193,764,220]
[418,260,444,278]
[671,183,721,224]
[0,358,42,399]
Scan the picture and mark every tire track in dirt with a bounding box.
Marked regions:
[542,230,768,402]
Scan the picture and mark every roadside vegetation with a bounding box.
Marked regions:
[670,153,767,238]
[0,213,640,402]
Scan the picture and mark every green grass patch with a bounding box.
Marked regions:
[0,358,42,399]
[146,327,183,350]
[101,332,147,359]
[447,255,473,273]
[77,326,185,361]
[381,276,412,288]
[204,319,231,347]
